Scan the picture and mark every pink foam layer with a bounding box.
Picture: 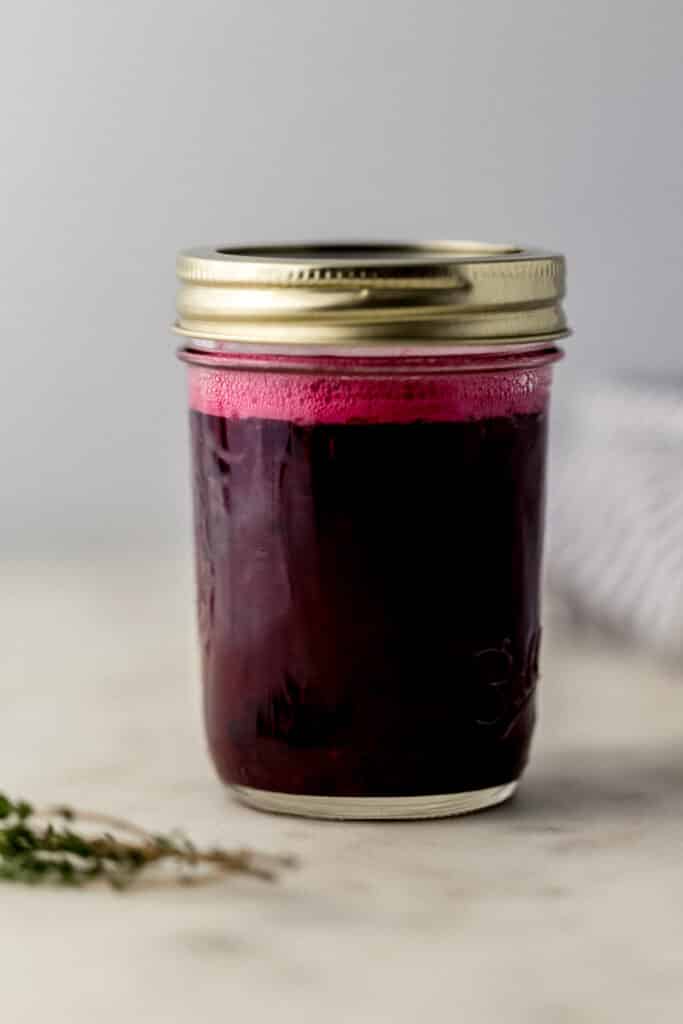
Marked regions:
[188,361,552,424]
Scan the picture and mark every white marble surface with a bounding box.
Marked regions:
[2,557,683,1023]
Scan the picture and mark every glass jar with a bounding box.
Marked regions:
[175,243,568,819]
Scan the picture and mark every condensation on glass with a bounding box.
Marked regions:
[174,242,569,819]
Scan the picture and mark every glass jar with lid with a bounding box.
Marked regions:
[175,242,568,819]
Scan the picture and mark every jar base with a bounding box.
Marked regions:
[231,781,518,820]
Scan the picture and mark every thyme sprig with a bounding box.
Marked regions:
[0,794,294,889]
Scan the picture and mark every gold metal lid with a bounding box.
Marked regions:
[175,242,568,347]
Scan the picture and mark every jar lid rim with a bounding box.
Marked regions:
[175,240,569,347]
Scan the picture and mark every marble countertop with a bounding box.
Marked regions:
[2,557,683,1023]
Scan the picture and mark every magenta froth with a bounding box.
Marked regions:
[187,357,554,425]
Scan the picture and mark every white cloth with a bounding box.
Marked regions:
[547,380,683,660]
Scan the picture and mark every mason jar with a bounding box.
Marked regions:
[175,243,568,819]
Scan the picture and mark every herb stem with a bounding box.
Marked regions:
[0,793,294,889]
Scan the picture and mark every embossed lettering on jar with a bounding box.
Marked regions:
[175,242,569,819]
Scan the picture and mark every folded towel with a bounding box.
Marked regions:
[547,379,683,660]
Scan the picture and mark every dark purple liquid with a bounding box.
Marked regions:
[190,409,547,796]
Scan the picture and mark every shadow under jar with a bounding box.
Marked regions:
[175,242,569,819]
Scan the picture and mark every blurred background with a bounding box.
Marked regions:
[2,1,681,574]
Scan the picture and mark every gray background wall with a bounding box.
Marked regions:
[2,0,681,556]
